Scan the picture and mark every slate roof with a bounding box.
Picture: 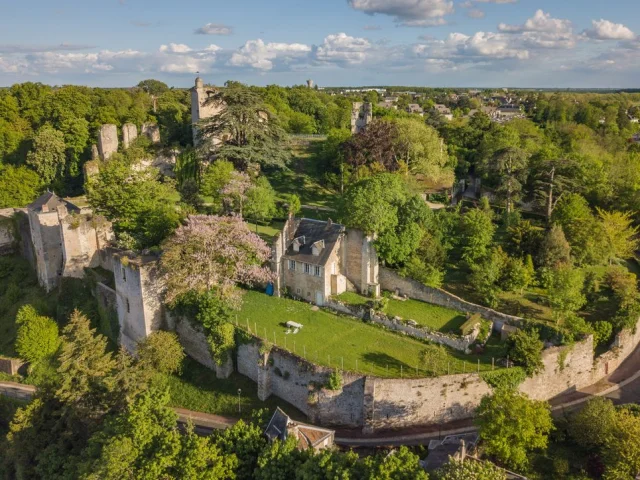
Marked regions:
[28,192,81,214]
[264,408,334,451]
[284,218,344,267]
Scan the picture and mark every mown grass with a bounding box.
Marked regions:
[383,297,468,334]
[336,290,469,334]
[334,291,371,306]
[163,357,305,421]
[236,290,502,378]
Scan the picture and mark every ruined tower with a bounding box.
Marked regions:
[351,102,372,134]
[190,76,224,146]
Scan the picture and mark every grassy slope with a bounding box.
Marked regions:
[266,139,340,212]
[237,290,502,378]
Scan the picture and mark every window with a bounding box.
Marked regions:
[122,267,126,282]
[304,263,311,275]
[296,288,301,294]
[288,260,296,271]
[314,266,321,277]
[126,299,130,313]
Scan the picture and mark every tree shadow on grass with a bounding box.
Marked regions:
[361,351,415,376]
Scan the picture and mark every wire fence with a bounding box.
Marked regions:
[236,318,505,379]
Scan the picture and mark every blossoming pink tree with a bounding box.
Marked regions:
[160,215,273,361]
[161,214,273,307]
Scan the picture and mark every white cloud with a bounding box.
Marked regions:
[348,0,454,26]
[315,33,372,65]
[497,10,576,49]
[584,19,635,40]
[159,43,192,54]
[467,9,485,19]
[194,23,234,35]
[499,10,572,34]
[363,25,382,31]
[229,39,311,70]
[415,31,529,61]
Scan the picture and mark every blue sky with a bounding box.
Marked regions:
[1,0,639,88]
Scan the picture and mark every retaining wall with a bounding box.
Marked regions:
[324,299,486,352]
[379,267,523,330]
[228,312,640,432]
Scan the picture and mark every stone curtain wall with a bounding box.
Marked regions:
[519,336,595,400]
[229,314,640,432]
[379,267,523,330]
[366,373,491,431]
[236,341,365,427]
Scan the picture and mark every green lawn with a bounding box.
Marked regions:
[383,297,468,334]
[245,221,284,242]
[336,291,469,334]
[334,291,371,306]
[236,290,502,378]
[163,357,306,421]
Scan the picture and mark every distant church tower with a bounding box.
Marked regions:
[190,76,224,145]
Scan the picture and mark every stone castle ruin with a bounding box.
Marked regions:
[25,192,113,292]
[5,196,640,434]
[190,76,225,146]
[351,102,372,134]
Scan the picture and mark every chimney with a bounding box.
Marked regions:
[327,218,333,228]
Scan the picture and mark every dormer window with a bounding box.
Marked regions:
[292,236,305,252]
[311,240,324,256]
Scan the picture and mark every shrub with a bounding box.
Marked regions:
[14,305,60,363]
[326,370,343,391]
[137,331,185,374]
[480,367,526,391]
[507,328,544,376]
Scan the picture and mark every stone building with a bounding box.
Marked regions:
[190,76,224,145]
[27,192,113,292]
[272,215,379,306]
[351,102,372,134]
[113,251,165,353]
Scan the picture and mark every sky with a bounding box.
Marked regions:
[0,0,639,88]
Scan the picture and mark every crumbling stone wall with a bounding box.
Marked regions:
[0,209,16,255]
[141,123,161,144]
[379,267,523,329]
[122,123,138,149]
[98,124,118,160]
[28,208,64,292]
[0,357,27,376]
[191,77,225,145]
[351,102,372,134]
[344,229,379,295]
